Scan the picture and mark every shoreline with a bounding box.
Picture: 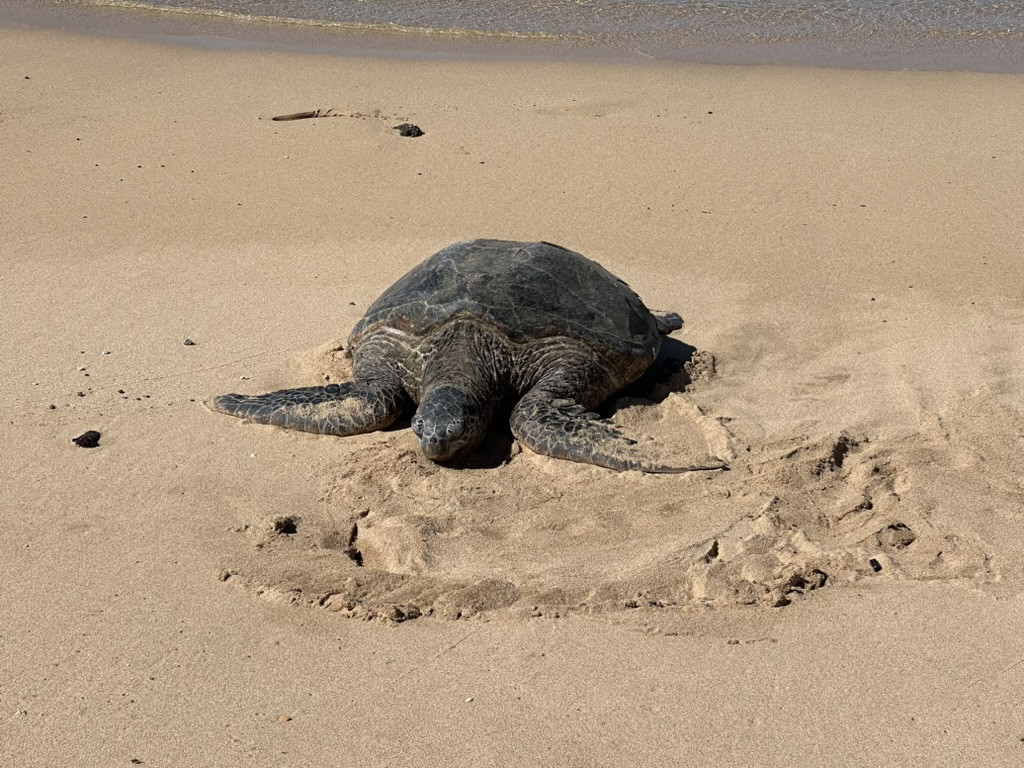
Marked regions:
[4,0,1024,73]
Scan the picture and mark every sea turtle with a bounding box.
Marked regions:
[210,239,726,474]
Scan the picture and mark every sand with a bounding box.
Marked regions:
[3,23,1024,766]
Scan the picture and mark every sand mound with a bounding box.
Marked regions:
[218,338,1016,623]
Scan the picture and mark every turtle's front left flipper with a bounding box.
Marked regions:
[209,381,405,437]
[510,390,727,474]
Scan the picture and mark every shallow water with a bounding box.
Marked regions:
[20,0,1024,69]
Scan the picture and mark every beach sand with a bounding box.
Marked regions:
[3,24,1024,765]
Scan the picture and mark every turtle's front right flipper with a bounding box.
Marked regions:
[209,381,405,437]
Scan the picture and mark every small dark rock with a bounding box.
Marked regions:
[869,558,883,572]
[394,123,424,138]
[183,338,196,346]
[72,430,102,448]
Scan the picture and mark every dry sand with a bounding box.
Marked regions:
[3,24,1024,766]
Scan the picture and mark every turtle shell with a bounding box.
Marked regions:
[350,240,661,364]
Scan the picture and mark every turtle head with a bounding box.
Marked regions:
[411,385,487,462]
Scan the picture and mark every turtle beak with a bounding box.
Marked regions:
[419,434,450,460]
[417,422,471,462]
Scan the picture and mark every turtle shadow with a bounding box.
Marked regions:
[440,429,517,470]
[600,338,700,416]
[634,338,699,398]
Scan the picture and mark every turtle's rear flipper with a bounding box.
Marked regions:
[652,311,683,335]
[510,392,727,474]
[209,382,405,437]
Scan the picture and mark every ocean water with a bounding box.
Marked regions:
[28,0,1024,69]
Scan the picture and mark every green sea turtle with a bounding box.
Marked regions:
[210,239,725,474]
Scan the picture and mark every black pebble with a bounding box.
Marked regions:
[72,430,101,448]
[394,123,424,138]
[869,558,882,572]
[183,338,196,346]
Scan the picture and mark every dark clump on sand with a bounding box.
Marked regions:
[394,123,424,137]
[72,430,102,448]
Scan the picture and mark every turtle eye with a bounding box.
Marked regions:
[411,416,424,436]
[446,418,465,438]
